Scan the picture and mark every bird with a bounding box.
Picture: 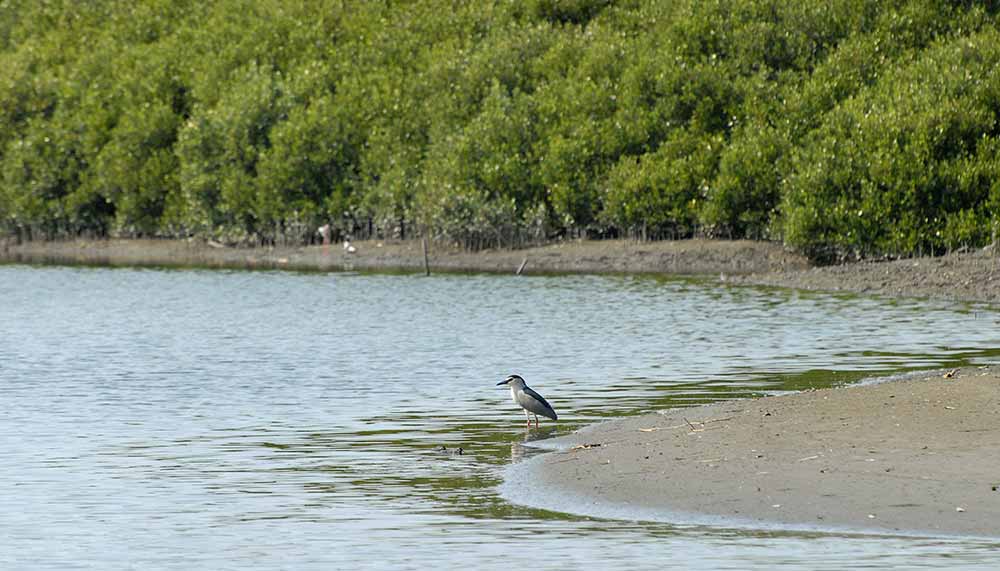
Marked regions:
[497,374,557,428]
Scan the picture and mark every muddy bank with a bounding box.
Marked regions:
[730,248,1000,304]
[0,237,807,276]
[518,367,1000,537]
[3,237,999,303]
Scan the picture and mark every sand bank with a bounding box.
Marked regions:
[520,367,1000,537]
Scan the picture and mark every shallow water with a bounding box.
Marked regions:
[2,264,999,570]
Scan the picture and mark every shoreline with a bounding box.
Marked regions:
[509,367,1000,538]
[732,249,1000,305]
[0,237,806,276]
[2,237,999,304]
[5,237,999,537]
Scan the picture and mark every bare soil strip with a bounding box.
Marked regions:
[731,248,1000,304]
[0,237,806,276]
[5,237,998,303]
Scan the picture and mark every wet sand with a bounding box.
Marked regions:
[525,367,1000,537]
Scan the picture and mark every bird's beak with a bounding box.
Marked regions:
[496,379,509,386]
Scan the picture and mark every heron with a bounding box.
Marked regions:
[497,374,557,428]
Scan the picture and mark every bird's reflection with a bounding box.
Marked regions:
[523,425,558,442]
[509,425,559,463]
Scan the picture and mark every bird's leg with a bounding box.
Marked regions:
[524,409,532,429]
[534,414,539,428]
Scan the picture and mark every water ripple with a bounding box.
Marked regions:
[2,265,999,569]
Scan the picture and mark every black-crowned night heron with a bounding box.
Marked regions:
[497,374,557,428]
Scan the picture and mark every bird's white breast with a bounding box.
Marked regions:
[509,386,520,405]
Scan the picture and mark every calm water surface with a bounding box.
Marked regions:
[2,265,999,569]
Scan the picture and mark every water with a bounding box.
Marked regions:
[2,264,999,569]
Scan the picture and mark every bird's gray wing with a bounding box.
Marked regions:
[518,386,558,420]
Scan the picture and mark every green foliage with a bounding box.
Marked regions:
[701,123,789,238]
[256,93,359,232]
[527,0,612,26]
[2,0,999,258]
[782,26,1000,259]
[603,130,722,236]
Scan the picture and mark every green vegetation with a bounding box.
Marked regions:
[1,0,999,260]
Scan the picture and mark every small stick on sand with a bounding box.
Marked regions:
[640,417,733,433]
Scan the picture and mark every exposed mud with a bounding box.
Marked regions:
[3,237,998,304]
[730,247,1000,304]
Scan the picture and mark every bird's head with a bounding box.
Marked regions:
[497,374,525,388]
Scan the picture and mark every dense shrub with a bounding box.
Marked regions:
[782,25,1000,259]
[1,0,999,259]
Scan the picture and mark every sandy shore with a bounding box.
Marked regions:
[521,366,1000,537]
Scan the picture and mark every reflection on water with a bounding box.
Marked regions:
[1,264,999,570]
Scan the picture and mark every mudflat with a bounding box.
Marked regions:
[4,237,999,302]
[732,249,1000,304]
[0,237,807,276]
[527,367,1000,537]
